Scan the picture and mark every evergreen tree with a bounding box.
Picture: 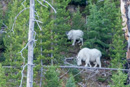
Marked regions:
[109,14,126,67]
[34,0,71,86]
[110,70,129,87]
[3,0,29,86]
[0,2,5,62]
[66,74,77,87]
[0,64,6,87]
[52,0,71,61]
[0,3,3,27]
[34,0,71,65]
[71,7,85,29]
[108,1,128,86]
[43,66,61,87]
[34,0,58,65]
[85,0,118,58]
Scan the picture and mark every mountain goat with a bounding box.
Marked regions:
[66,29,83,46]
[76,48,102,68]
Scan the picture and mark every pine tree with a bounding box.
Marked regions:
[71,7,85,29]
[0,2,5,62]
[43,66,61,87]
[34,0,71,65]
[108,1,128,86]
[3,0,29,86]
[85,0,118,58]
[109,0,126,67]
[0,3,3,27]
[51,0,71,62]
[110,70,129,87]
[0,64,6,87]
[66,74,77,87]
[33,0,71,86]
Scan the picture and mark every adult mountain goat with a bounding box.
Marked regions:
[66,29,83,46]
[76,48,102,68]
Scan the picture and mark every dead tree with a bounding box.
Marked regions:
[121,0,130,85]
[26,0,35,87]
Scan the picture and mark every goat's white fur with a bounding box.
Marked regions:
[76,48,102,68]
[67,29,83,46]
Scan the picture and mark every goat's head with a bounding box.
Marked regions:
[66,31,72,40]
[76,57,81,66]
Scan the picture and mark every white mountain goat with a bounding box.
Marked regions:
[66,29,84,46]
[76,48,102,68]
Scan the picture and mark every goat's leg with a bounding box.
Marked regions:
[88,62,92,67]
[72,39,76,46]
[77,40,81,43]
[93,62,98,68]
[85,59,91,67]
[96,57,101,68]
[80,38,83,45]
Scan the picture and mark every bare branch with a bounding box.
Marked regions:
[34,11,43,30]
[42,65,130,71]
[74,69,84,77]
[21,0,26,8]
[40,60,44,87]
[35,19,43,23]
[35,11,40,19]
[85,70,99,81]
[36,20,42,30]
[2,22,8,29]
[77,82,85,87]
[37,0,47,8]
[19,64,28,87]
[43,0,57,13]
[59,69,70,78]
[64,57,76,66]
[11,7,30,33]
[2,66,16,68]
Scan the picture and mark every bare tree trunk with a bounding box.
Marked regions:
[50,0,54,65]
[40,38,43,87]
[40,60,43,87]
[27,0,35,87]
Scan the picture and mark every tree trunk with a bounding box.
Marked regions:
[27,0,35,87]
[50,0,55,65]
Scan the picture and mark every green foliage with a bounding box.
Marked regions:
[52,0,71,61]
[0,2,5,62]
[0,2,3,27]
[107,1,127,86]
[71,7,85,29]
[43,66,61,87]
[109,7,126,67]
[3,0,29,86]
[69,68,82,82]
[110,70,129,87]
[0,64,6,87]
[33,0,71,67]
[66,74,77,87]
[84,0,119,58]
[0,34,5,62]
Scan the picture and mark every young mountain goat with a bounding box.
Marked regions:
[66,29,83,46]
[76,48,102,68]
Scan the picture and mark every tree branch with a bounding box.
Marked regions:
[19,64,28,87]
[37,0,47,8]
[21,0,26,8]
[42,65,130,71]
[42,0,57,13]
[11,7,29,33]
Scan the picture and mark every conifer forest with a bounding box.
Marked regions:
[1,0,130,87]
